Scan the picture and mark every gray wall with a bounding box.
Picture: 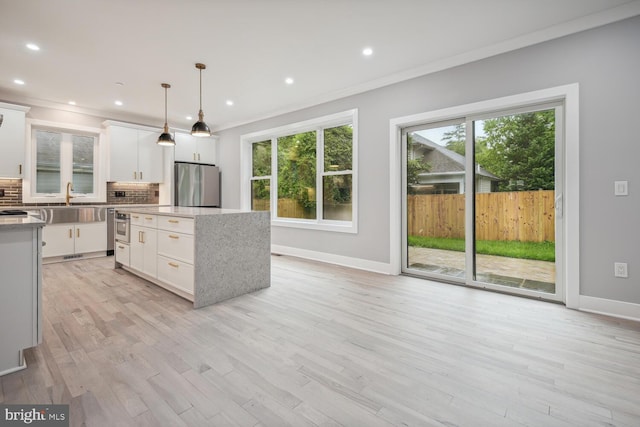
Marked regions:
[216,16,640,304]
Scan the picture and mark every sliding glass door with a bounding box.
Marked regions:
[402,104,563,301]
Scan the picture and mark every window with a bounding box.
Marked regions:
[242,109,357,233]
[25,120,104,203]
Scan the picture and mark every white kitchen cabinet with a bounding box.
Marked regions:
[42,224,75,257]
[157,255,194,294]
[42,222,107,258]
[130,223,157,278]
[115,242,130,267]
[74,223,107,254]
[0,102,30,178]
[174,131,217,164]
[105,121,165,182]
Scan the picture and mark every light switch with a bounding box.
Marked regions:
[614,180,628,196]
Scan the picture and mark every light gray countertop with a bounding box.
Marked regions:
[0,216,45,230]
[115,206,253,218]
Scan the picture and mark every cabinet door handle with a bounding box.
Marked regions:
[168,262,179,268]
[19,164,23,175]
[168,234,179,240]
[140,171,143,180]
[193,153,196,161]
[69,229,73,238]
[198,153,201,161]
[133,171,137,180]
[118,245,125,249]
[168,219,179,224]
[132,215,139,219]
[145,216,153,221]
[77,228,80,238]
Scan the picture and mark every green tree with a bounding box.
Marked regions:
[441,123,466,156]
[277,131,317,209]
[480,110,555,191]
[406,134,431,194]
[323,125,353,204]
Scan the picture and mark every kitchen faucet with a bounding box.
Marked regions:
[65,181,74,206]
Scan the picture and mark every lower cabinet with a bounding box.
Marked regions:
[115,242,130,267]
[157,255,194,294]
[130,224,157,278]
[43,222,107,258]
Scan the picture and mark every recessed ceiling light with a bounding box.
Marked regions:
[115,82,124,86]
[68,101,76,105]
[114,100,123,106]
[186,116,193,121]
[13,79,25,85]
[26,43,40,51]
[362,47,373,56]
[226,100,234,106]
[285,77,294,85]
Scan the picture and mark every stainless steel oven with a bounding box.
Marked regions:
[115,212,130,243]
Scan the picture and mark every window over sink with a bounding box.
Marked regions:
[23,119,106,204]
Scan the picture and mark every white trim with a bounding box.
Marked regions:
[389,84,579,307]
[0,101,30,112]
[579,296,640,322]
[102,120,161,133]
[271,244,393,275]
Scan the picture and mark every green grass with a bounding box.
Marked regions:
[408,235,555,262]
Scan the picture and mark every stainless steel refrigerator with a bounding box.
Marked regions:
[174,162,220,207]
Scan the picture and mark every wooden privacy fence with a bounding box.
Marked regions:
[407,190,555,242]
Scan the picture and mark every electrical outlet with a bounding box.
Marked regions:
[614,180,628,196]
[614,262,628,278]
[114,191,125,197]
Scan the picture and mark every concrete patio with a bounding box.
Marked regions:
[408,247,556,293]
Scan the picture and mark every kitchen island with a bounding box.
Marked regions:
[114,207,270,308]
[0,215,44,376]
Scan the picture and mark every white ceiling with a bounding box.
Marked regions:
[1,0,639,132]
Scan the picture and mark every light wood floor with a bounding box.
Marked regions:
[2,255,640,426]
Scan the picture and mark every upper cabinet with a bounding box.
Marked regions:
[104,121,165,182]
[0,102,30,178]
[174,131,217,164]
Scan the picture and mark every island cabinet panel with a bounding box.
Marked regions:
[130,224,157,278]
[157,215,194,234]
[115,241,130,267]
[157,255,194,294]
[157,230,194,264]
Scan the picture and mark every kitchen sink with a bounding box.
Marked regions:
[37,207,107,224]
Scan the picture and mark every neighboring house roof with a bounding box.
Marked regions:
[410,133,499,180]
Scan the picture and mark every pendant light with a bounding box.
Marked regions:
[191,63,211,137]
[157,83,175,146]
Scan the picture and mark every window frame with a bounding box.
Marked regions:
[23,119,106,204]
[241,109,358,233]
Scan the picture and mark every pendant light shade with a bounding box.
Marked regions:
[157,83,175,146]
[191,63,211,137]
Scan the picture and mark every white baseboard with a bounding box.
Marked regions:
[271,244,394,275]
[579,295,640,322]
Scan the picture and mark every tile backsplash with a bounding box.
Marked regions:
[106,182,159,204]
[0,179,159,206]
[0,179,22,206]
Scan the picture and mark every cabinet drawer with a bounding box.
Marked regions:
[115,242,130,267]
[157,230,194,264]
[157,216,194,234]
[157,255,194,294]
[130,213,157,227]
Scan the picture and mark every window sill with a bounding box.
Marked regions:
[272,218,357,234]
